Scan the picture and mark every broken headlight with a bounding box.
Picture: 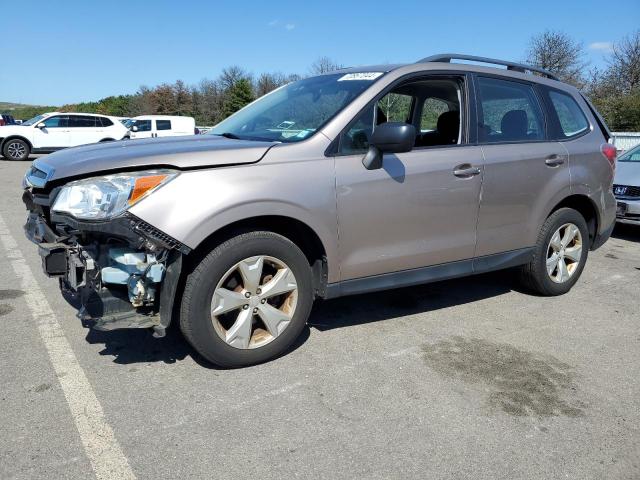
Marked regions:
[52,170,178,220]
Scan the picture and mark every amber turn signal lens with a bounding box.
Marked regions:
[128,175,168,205]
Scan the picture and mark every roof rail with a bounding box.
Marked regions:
[417,53,559,81]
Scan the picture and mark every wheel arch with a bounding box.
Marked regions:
[1,135,33,151]
[547,194,599,247]
[185,215,330,298]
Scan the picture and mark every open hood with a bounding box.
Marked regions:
[30,135,277,185]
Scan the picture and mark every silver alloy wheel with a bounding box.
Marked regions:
[546,223,583,284]
[7,141,26,159]
[211,255,298,349]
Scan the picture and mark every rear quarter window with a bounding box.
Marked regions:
[546,90,590,139]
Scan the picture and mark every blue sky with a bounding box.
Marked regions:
[1,0,638,105]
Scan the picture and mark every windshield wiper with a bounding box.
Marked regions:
[214,132,242,140]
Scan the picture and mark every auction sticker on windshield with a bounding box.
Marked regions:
[338,72,384,81]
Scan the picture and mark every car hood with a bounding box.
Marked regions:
[0,125,30,135]
[31,135,277,183]
[614,161,640,186]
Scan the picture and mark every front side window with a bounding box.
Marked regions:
[131,120,152,132]
[548,90,589,138]
[477,77,544,143]
[377,93,412,123]
[99,117,114,127]
[420,98,450,132]
[339,77,463,154]
[209,73,383,143]
[42,115,68,128]
[156,120,171,131]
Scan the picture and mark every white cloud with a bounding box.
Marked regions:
[268,20,278,27]
[285,23,295,31]
[589,42,613,52]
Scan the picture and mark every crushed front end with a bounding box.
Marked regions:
[22,163,189,337]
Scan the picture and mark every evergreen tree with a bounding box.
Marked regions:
[222,78,254,118]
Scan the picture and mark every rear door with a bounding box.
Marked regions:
[67,115,102,146]
[474,75,569,257]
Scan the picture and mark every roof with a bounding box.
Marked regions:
[333,53,565,87]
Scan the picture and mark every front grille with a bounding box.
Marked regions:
[613,184,640,198]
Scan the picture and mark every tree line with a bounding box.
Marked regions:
[4,31,640,131]
[526,30,639,131]
[6,57,341,126]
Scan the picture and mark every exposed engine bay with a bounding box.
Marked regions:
[23,187,189,337]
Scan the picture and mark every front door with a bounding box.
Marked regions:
[334,76,483,281]
[32,115,69,149]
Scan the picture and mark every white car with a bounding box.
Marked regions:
[125,115,196,139]
[0,112,128,161]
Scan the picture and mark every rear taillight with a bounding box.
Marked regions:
[601,143,617,169]
[0,120,4,126]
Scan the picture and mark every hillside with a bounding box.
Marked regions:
[0,101,58,119]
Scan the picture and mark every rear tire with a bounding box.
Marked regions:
[518,207,589,296]
[180,231,314,367]
[2,138,30,161]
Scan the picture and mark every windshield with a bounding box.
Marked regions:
[618,144,640,162]
[22,114,47,126]
[209,72,384,142]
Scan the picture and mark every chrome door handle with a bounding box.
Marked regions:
[545,154,566,167]
[453,164,481,178]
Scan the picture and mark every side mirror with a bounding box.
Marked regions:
[36,122,46,129]
[362,122,416,170]
[131,125,139,132]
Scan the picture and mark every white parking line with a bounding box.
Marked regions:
[0,213,136,480]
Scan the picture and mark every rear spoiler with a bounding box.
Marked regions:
[580,93,612,142]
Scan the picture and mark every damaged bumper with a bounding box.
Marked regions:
[23,189,188,336]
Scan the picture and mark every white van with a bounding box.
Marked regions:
[126,115,196,139]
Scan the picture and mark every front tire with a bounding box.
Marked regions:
[2,138,30,161]
[518,207,589,296]
[180,231,314,367]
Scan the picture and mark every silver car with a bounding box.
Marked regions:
[22,54,616,367]
[613,144,640,224]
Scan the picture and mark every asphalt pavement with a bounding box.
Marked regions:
[1,158,639,480]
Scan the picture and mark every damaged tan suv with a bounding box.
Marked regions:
[23,54,616,367]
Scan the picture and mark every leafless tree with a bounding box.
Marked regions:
[608,30,640,93]
[526,30,588,87]
[219,66,251,90]
[309,56,343,75]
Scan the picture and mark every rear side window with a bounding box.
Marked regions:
[99,117,114,127]
[69,115,97,127]
[548,90,589,138]
[156,120,171,131]
[477,76,545,143]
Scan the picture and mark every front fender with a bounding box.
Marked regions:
[129,157,339,282]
